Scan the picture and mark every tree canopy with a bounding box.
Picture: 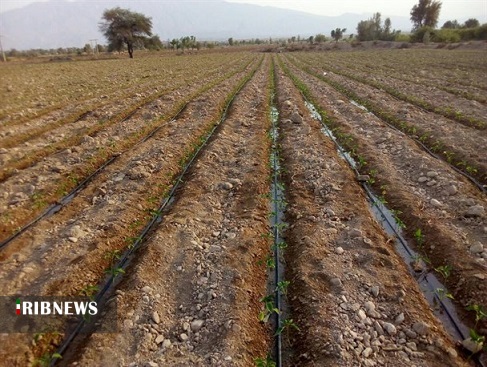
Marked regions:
[99,7,153,58]
[410,0,442,30]
[356,13,400,41]
[331,28,346,42]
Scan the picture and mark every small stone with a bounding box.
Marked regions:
[68,237,78,243]
[142,286,153,293]
[152,311,160,324]
[383,322,397,335]
[406,342,417,351]
[462,338,483,354]
[395,313,405,324]
[364,301,376,314]
[357,175,370,182]
[330,278,342,287]
[362,347,373,358]
[335,247,344,255]
[445,185,458,196]
[426,180,437,187]
[155,335,165,344]
[447,347,458,358]
[370,286,380,297]
[190,319,204,332]
[412,321,430,336]
[473,273,485,280]
[357,309,367,320]
[220,182,233,190]
[465,205,484,218]
[418,177,429,183]
[290,111,303,124]
[179,333,188,341]
[162,339,172,348]
[430,199,442,207]
[470,243,484,254]
[145,362,158,367]
[426,171,438,178]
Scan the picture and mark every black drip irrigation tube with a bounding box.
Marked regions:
[290,57,486,195]
[269,104,285,367]
[347,99,487,195]
[49,67,257,366]
[0,102,190,251]
[304,100,486,366]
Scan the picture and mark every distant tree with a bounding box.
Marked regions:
[442,20,460,29]
[410,0,442,30]
[331,28,347,42]
[463,18,480,28]
[314,34,327,43]
[144,35,163,50]
[83,43,93,54]
[170,39,179,50]
[308,35,314,44]
[228,37,234,46]
[99,7,153,58]
[356,12,399,41]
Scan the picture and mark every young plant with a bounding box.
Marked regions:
[275,318,300,336]
[79,284,99,300]
[434,264,452,280]
[276,281,290,295]
[467,304,487,326]
[434,288,454,301]
[414,228,425,247]
[33,352,62,367]
[258,295,279,323]
[255,355,276,367]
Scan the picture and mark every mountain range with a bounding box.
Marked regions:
[0,0,413,50]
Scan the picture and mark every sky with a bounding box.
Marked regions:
[1,0,486,22]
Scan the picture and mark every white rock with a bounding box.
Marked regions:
[462,338,483,354]
[383,322,397,335]
[412,321,430,336]
[152,311,160,324]
[155,335,165,344]
[191,319,204,332]
[335,247,344,254]
[430,199,442,207]
[395,313,405,324]
[470,243,484,254]
[362,347,373,358]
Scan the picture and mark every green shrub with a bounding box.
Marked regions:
[433,29,461,43]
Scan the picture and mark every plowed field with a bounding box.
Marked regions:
[0,48,485,367]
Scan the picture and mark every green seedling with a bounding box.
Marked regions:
[434,288,454,301]
[275,319,299,338]
[467,304,487,326]
[255,355,276,367]
[469,328,485,344]
[33,352,62,367]
[414,228,425,247]
[434,264,452,280]
[105,266,125,282]
[259,295,279,323]
[104,249,121,265]
[276,281,290,295]
[266,256,276,269]
[79,284,99,300]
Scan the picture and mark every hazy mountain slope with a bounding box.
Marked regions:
[0,0,412,50]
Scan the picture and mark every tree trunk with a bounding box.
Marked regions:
[126,41,134,58]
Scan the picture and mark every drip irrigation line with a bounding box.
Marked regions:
[289,55,486,194]
[0,99,188,251]
[270,106,283,367]
[50,65,258,366]
[304,96,475,348]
